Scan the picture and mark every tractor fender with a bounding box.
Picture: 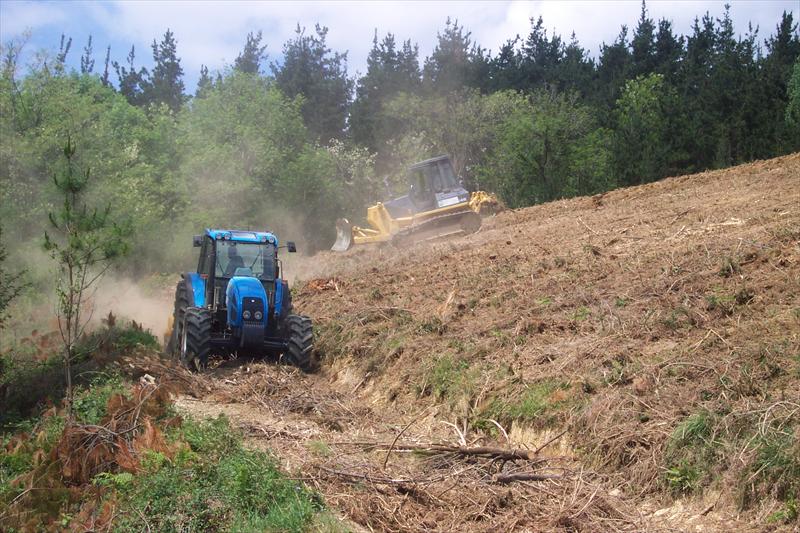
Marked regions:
[182,272,206,308]
[226,276,268,328]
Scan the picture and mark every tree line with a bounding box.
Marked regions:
[1,2,798,280]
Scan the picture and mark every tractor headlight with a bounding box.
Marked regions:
[243,310,251,320]
[254,311,263,320]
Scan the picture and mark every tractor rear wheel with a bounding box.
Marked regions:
[167,280,189,357]
[284,314,313,371]
[181,307,212,372]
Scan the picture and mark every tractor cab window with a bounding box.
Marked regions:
[215,241,276,281]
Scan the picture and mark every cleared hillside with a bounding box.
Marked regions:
[171,154,800,532]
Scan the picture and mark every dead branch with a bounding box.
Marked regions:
[388,442,548,462]
[494,472,565,484]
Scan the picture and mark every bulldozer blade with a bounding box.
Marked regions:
[331,218,353,252]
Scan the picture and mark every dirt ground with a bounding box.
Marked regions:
[161,154,799,532]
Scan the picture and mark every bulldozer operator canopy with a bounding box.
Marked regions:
[408,155,460,194]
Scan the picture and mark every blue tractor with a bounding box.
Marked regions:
[167,229,313,371]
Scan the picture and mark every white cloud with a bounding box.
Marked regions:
[0,0,69,38]
[1,0,797,82]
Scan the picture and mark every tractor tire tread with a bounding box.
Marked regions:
[167,280,189,357]
[284,314,313,371]
[183,307,212,372]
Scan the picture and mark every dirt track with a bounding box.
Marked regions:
[170,154,799,532]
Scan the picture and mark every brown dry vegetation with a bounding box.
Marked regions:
[6,155,797,532]
[171,154,799,531]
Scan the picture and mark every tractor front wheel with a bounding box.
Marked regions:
[284,314,313,371]
[181,307,212,372]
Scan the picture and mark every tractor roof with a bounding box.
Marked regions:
[205,229,279,245]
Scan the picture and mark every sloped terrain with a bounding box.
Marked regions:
[173,154,799,532]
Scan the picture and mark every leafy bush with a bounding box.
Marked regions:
[112,327,159,351]
[72,373,128,425]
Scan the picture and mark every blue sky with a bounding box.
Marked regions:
[1,0,797,91]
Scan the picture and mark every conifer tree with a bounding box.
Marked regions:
[80,35,94,74]
[55,33,72,73]
[423,18,487,94]
[101,45,112,87]
[196,64,213,98]
[351,31,421,150]
[44,137,130,413]
[149,29,185,112]
[631,1,656,77]
[234,31,267,74]
[273,24,352,142]
[113,45,150,106]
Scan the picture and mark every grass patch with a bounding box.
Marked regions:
[417,316,445,334]
[306,439,332,458]
[478,380,575,429]
[2,379,333,532]
[314,319,355,362]
[0,322,159,428]
[662,306,695,330]
[424,355,477,402]
[663,410,721,495]
[570,306,590,322]
[740,425,800,510]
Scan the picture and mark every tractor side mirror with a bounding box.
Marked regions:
[286,241,297,253]
[192,235,203,247]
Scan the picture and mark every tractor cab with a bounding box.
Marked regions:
[194,230,295,312]
[168,229,312,372]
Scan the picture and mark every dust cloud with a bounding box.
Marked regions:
[88,277,173,343]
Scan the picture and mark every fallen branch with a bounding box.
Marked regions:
[318,466,448,485]
[389,443,546,462]
[494,472,565,484]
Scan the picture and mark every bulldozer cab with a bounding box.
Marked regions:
[408,156,461,211]
[331,154,487,252]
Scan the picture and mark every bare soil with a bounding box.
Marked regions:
[167,154,800,532]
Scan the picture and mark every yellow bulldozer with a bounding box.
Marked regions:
[332,155,501,251]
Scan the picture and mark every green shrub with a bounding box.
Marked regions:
[113,416,324,533]
[665,461,702,493]
[113,327,159,351]
[72,373,128,425]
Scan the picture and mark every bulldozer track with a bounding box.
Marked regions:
[391,209,481,246]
